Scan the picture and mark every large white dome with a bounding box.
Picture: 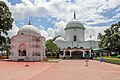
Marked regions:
[17,25,41,37]
[65,19,85,30]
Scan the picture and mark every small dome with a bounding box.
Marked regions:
[17,25,41,37]
[86,37,95,41]
[55,37,65,42]
[65,19,85,30]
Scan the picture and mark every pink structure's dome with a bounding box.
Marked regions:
[17,25,41,37]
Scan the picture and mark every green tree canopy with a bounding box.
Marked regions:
[0,1,13,53]
[45,39,60,54]
[98,21,120,54]
[45,36,61,55]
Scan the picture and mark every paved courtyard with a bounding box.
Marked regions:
[0,60,120,80]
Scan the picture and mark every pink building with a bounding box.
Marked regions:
[10,22,46,61]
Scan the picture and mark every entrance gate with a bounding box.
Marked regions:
[71,51,83,59]
[62,48,91,59]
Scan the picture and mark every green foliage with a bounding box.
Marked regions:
[0,37,11,56]
[96,57,120,65]
[0,1,14,35]
[45,39,60,57]
[98,21,120,54]
[116,55,120,59]
[47,59,60,63]
[0,1,13,49]
[0,1,13,56]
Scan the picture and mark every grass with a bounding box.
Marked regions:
[47,59,61,63]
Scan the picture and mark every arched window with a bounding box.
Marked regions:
[18,50,26,56]
[74,35,77,41]
[74,47,77,48]
[23,50,26,56]
[18,50,22,56]
[67,47,71,49]
[80,47,84,49]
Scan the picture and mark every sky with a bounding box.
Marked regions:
[2,0,120,41]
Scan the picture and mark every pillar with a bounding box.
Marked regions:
[70,51,72,59]
[90,50,91,57]
[63,50,66,59]
[83,51,85,57]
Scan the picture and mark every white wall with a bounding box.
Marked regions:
[54,40,99,49]
[65,29,84,41]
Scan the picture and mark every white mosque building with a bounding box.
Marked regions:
[10,21,46,61]
[54,12,98,59]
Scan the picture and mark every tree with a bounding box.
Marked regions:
[98,21,120,54]
[45,37,60,58]
[0,1,14,46]
[0,1,13,56]
[1,37,11,57]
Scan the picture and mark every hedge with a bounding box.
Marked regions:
[96,57,120,65]
[116,55,120,59]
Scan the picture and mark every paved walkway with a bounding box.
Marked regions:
[0,60,120,80]
[29,60,120,80]
[0,60,55,80]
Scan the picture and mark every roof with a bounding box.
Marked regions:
[65,19,85,30]
[17,24,41,37]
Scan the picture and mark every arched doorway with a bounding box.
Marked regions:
[85,51,90,59]
[65,51,70,59]
[18,43,27,61]
[71,51,83,59]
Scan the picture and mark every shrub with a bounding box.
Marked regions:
[116,55,120,59]
[96,57,120,65]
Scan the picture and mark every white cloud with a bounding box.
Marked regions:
[47,28,55,37]
[7,22,19,38]
[85,25,110,41]
[38,19,41,21]
[37,25,45,30]
[3,0,119,24]
[86,18,114,25]
[40,30,48,40]
[112,13,120,19]
[2,0,120,40]
[40,20,66,40]
[3,0,120,22]
[54,20,66,37]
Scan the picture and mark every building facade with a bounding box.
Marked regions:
[10,21,46,61]
[54,12,98,59]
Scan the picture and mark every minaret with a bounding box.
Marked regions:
[28,20,31,25]
[73,11,76,19]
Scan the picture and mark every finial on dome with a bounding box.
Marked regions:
[28,19,31,25]
[73,11,76,19]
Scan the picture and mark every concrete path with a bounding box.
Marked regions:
[29,60,120,80]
